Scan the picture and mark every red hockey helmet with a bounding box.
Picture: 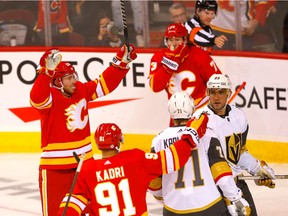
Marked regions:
[54,61,77,79]
[196,0,218,14]
[164,23,188,39]
[52,61,78,88]
[94,123,124,150]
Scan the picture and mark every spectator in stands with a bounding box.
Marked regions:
[111,0,144,47]
[211,0,270,51]
[87,14,124,47]
[184,0,227,53]
[251,0,279,52]
[68,0,111,43]
[160,2,190,47]
[169,2,190,24]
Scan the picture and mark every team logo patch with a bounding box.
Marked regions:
[226,133,242,165]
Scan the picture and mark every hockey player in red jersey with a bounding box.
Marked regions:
[148,91,251,216]
[194,74,276,215]
[30,45,137,216]
[148,23,222,109]
[57,117,208,216]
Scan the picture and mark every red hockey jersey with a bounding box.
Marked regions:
[34,0,72,33]
[58,140,192,216]
[30,66,129,170]
[148,46,222,107]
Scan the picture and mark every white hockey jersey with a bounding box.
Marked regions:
[194,105,259,177]
[149,126,232,213]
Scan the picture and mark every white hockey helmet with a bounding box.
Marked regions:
[207,74,232,89]
[168,91,195,119]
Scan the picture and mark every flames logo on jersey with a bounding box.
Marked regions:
[168,70,196,96]
[226,133,242,165]
[65,99,88,132]
[50,0,61,13]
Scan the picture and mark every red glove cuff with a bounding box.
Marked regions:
[37,66,55,77]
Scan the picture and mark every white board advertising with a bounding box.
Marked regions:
[0,50,287,143]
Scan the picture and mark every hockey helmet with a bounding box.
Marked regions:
[164,23,188,39]
[94,123,124,150]
[53,61,78,88]
[168,91,195,119]
[196,0,218,13]
[207,74,232,89]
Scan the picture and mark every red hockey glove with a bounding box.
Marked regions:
[181,112,208,148]
[161,43,189,74]
[37,48,62,77]
[112,44,137,69]
[255,160,276,188]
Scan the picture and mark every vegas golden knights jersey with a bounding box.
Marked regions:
[194,105,256,177]
[149,126,232,214]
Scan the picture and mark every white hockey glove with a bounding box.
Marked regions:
[255,160,276,188]
[181,113,208,148]
[224,189,251,216]
[38,48,62,77]
[112,44,137,69]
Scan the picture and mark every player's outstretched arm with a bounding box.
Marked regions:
[238,152,276,188]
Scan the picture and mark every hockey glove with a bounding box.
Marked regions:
[38,48,62,77]
[224,188,251,216]
[181,112,208,148]
[255,160,276,188]
[112,44,137,69]
[225,197,251,216]
[161,43,189,74]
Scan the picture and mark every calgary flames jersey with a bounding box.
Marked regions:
[149,126,233,214]
[58,140,192,216]
[35,0,72,33]
[30,66,129,170]
[148,46,221,107]
[194,105,251,177]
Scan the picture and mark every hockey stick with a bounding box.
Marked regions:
[237,175,288,180]
[73,151,80,163]
[62,152,86,216]
[228,81,246,104]
[120,0,130,48]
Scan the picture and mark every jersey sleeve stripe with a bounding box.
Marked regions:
[210,161,233,182]
[160,150,168,174]
[99,73,110,95]
[170,145,180,170]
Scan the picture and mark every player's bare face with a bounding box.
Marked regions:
[198,9,215,26]
[167,37,185,51]
[171,8,187,23]
[62,74,77,96]
[208,88,229,115]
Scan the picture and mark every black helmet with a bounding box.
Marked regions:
[196,0,218,14]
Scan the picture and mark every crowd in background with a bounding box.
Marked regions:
[0,0,287,53]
